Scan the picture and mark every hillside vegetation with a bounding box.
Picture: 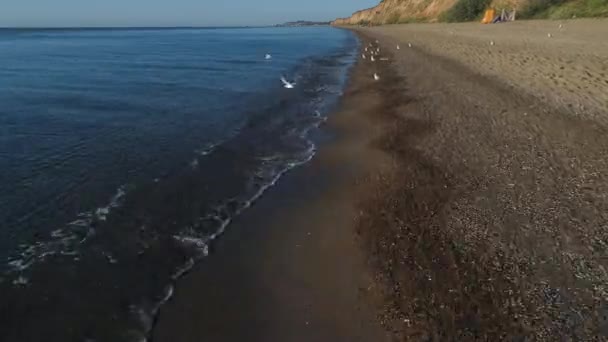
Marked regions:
[332,0,608,24]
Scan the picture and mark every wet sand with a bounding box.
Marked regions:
[155,19,608,341]
[152,37,395,342]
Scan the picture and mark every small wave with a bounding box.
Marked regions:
[129,283,175,342]
[172,235,209,257]
[12,276,29,286]
[171,258,195,280]
[190,158,199,170]
[4,185,129,279]
[189,138,231,171]
[195,142,219,157]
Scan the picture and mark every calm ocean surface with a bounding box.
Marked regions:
[0,27,357,341]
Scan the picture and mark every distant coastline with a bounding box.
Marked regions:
[275,20,330,27]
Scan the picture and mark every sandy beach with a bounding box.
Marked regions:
[354,19,608,340]
[154,19,608,341]
[152,38,395,341]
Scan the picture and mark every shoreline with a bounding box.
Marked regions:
[152,31,397,341]
[154,20,608,341]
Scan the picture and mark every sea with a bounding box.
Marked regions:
[0,27,358,341]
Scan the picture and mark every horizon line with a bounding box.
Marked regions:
[0,25,274,30]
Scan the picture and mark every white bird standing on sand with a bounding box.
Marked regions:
[489,40,495,46]
[370,55,376,62]
[396,45,400,50]
[265,53,272,60]
[547,33,552,38]
[408,43,412,48]
[373,73,380,81]
[280,76,296,89]
[362,54,366,59]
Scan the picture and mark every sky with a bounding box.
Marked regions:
[0,0,379,27]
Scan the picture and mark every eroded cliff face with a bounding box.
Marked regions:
[333,0,459,25]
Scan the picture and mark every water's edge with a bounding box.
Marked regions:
[145,29,361,342]
[0,28,360,342]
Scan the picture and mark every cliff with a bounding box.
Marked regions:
[333,0,458,25]
[333,0,607,24]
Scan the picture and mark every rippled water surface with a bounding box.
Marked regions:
[0,27,357,341]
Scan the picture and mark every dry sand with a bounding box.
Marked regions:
[371,19,608,124]
[353,19,608,340]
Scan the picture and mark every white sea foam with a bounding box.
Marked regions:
[195,141,221,156]
[172,235,209,254]
[171,258,195,280]
[176,134,317,249]
[12,276,29,286]
[190,158,199,170]
[129,284,175,342]
[157,285,174,310]
[95,186,127,221]
[103,251,118,264]
[5,185,129,277]
[130,305,153,336]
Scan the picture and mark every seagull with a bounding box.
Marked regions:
[373,73,380,81]
[547,33,552,38]
[489,40,495,46]
[408,43,412,48]
[265,53,272,60]
[365,47,368,52]
[396,45,400,50]
[280,76,296,89]
[370,55,375,62]
[376,48,380,53]
[362,54,366,59]
[558,24,563,29]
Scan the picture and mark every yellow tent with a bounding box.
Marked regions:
[481,9,495,24]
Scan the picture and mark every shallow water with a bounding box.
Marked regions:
[0,27,357,341]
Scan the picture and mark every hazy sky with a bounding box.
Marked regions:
[0,0,379,27]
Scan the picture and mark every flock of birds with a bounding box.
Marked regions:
[274,38,413,89]
[361,39,412,82]
[277,23,563,89]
